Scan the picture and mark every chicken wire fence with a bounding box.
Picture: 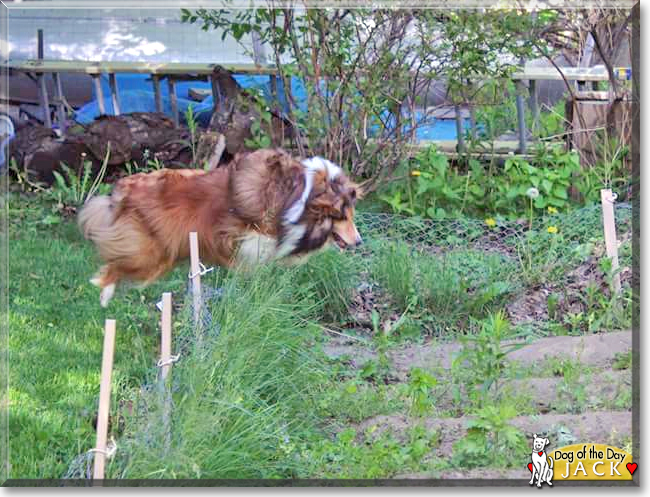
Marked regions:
[62,201,633,480]
[354,203,633,257]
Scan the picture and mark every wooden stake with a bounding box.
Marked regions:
[93,319,116,482]
[600,189,622,295]
[160,292,172,381]
[189,232,202,327]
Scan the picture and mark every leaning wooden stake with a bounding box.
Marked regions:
[159,292,173,453]
[189,232,202,327]
[600,189,622,295]
[160,292,173,381]
[93,319,116,482]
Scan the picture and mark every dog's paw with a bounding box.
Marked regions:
[100,283,115,308]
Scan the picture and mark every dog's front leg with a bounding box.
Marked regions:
[529,466,536,485]
[536,463,544,487]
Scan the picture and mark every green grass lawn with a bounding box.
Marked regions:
[3,188,633,480]
[5,193,189,478]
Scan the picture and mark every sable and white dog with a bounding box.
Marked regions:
[78,148,362,307]
[529,434,554,487]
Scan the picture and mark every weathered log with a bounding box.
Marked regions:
[208,66,294,156]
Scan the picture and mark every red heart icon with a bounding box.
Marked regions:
[528,463,533,472]
[538,451,543,456]
[626,462,638,475]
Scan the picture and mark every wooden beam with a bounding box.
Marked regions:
[515,81,527,154]
[168,78,178,128]
[6,59,280,76]
[152,75,163,113]
[108,73,121,115]
[92,75,106,115]
[37,74,52,128]
[529,79,539,131]
[52,72,67,133]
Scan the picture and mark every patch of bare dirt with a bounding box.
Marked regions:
[358,411,632,465]
[506,239,633,326]
[325,329,632,375]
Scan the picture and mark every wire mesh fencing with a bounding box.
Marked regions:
[61,202,634,479]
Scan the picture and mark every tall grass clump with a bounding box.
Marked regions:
[370,241,416,312]
[292,248,360,323]
[112,264,330,479]
[417,250,514,332]
[418,250,515,334]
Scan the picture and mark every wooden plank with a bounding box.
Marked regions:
[52,72,67,133]
[108,73,121,115]
[6,59,279,76]
[93,319,116,482]
[512,66,609,82]
[37,74,52,128]
[92,75,106,115]
[152,75,163,113]
[168,78,178,127]
[575,90,610,101]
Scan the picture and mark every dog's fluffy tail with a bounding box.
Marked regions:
[78,195,141,262]
[78,195,114,240]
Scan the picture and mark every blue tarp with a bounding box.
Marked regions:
[73,73,471,141]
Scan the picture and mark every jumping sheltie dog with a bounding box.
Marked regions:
[78,148,362,307]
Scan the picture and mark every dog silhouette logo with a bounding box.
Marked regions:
[528,434,554,487]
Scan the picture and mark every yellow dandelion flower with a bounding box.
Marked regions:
[485,218,497,228]
[547,226,558,234]
[411,170,421,177]
[547,206,558,214]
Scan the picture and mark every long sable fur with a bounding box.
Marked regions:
[78,148,360,306]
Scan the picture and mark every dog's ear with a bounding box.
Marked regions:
[544,438,549,446]
[533,434,538,439]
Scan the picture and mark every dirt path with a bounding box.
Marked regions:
[324,330,632,374]
[323,330,633,479]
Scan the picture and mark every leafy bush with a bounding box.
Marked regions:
[379,145,583,220]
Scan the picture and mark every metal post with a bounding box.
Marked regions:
[515,81,527,154]
[37,29,44,59]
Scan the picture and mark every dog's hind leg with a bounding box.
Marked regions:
[90,264,121,308]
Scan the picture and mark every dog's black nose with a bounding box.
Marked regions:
[354,234,363,246]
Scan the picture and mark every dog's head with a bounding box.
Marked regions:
[228,150,362,258]
[532,434,549,452]
[276,156,362,257]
